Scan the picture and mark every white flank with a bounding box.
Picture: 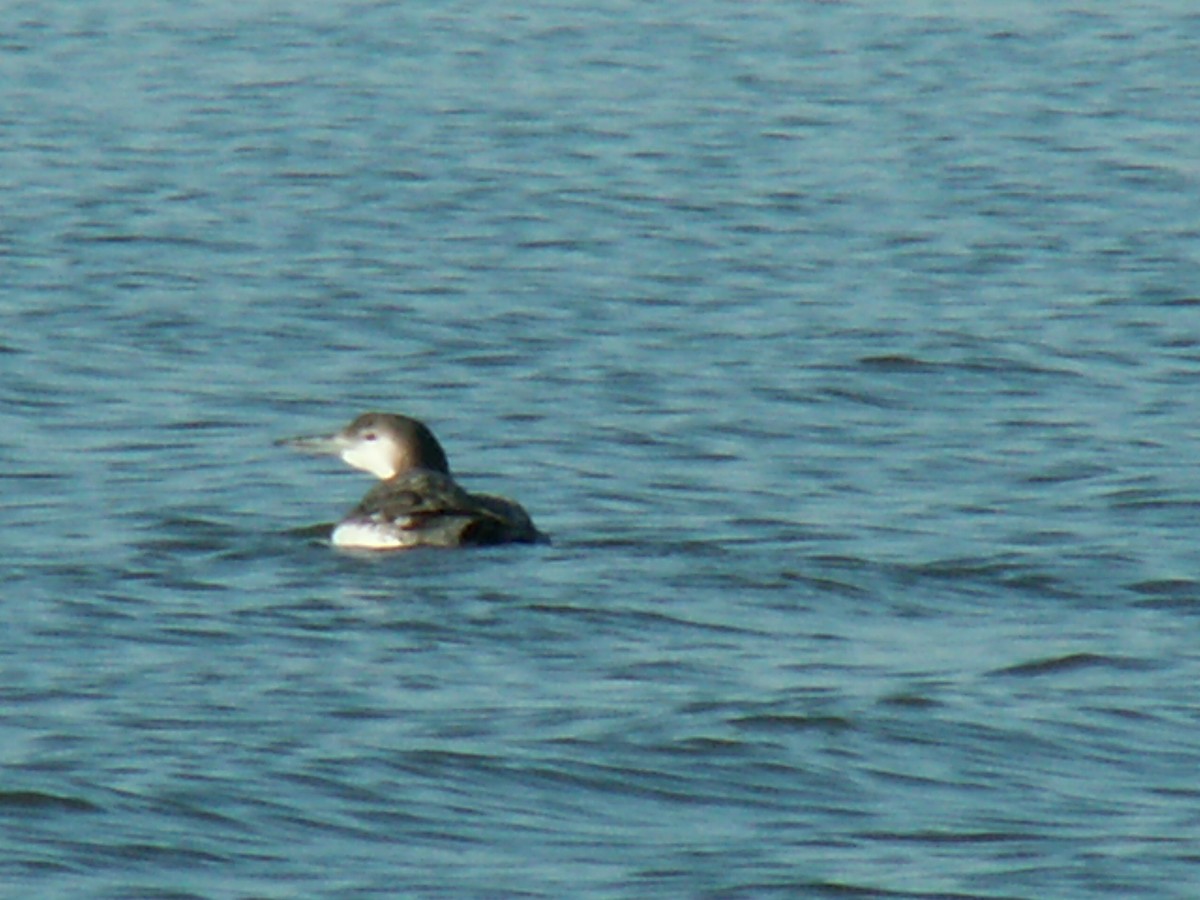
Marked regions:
[331,520,416,550]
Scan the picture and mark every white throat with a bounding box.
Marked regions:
[340,441,399,479]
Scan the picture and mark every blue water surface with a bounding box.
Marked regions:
[2,2,1200,897]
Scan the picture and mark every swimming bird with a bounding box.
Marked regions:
[277,412,545,550]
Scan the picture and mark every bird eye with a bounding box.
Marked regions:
[364,432,378,442]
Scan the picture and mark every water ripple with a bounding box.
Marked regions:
[2,2,1199,897]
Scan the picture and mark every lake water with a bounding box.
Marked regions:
[3,2,1200,897]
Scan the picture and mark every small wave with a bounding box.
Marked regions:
[730,713,855,734]
[1128,578,1198,599]
[858,354,941,372]
[990,652,1151,678]
[0,790,101,814]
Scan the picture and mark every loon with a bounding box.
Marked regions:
[278,412,545,550]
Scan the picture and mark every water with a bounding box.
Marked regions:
[3,2,1200,897]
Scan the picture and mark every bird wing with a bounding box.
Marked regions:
[351,471,476,525]
[349,472,542,546]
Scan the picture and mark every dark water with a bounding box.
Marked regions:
[3,2,1200,897]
